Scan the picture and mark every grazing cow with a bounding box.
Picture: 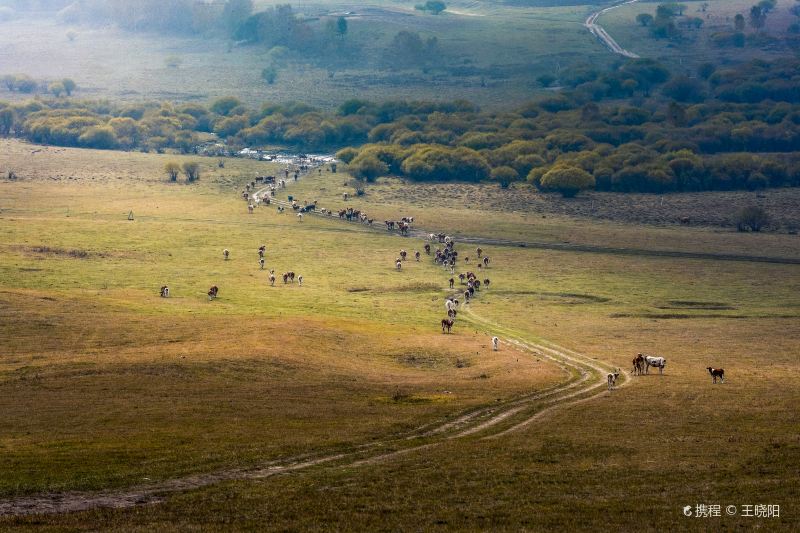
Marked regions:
[424,243,431,255]
[642,354,667,375]
[449,278,455,289]
[399,250,407,261]
[483,278,490,289]
[269,272,276,286]
[448,308,457,319]
[298,275,303,287]
[283,273,289,284]
[459,273,466,284]
[468,287,475,297]
[277,206,285,213]
[415,251,421,262]
[464,256,469,264]
[259,257,265,269]
[492,336,499,351]
[445,299,457,313]
[483,256,490,267]
[297,213,303,221]
[441,318,454,334]
[223,249,230,260]
[208,286,219,301]
[258,245,266,258]
[477,247,483,258]
[288,272,295,283]
[631,354,645,376]
[396,260,402,271]
[343,192,349,201]
[160,285,169,298]
[464,291,470,303]
[607,368,621,390]
[248,204,254,214]
[707,367,725,384]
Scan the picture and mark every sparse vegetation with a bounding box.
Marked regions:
[735,205,769,231]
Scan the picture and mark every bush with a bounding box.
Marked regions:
[210,97,243,116]
[540,165,595,197]
[164,161,181,182]
[734,205,769,232]
[78,126,118,149]
[490,166,518,188]
[335,147,359,164]
[182,161,201,182]
[349,153,388,182]
[14,75,38,93]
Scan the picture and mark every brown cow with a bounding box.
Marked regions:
[208,286,219,301]
[631,354,645,375]
[707,367,725,384]
[441,318,454,333]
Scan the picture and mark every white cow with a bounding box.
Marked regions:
[445,299,457,313]
[492,337,499,351]
[607,368,620,390]
[643,354,666,375]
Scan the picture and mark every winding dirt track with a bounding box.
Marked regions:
[585,0,641,58]
[0,178,626,518]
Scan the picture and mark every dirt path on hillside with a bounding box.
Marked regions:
[585,0,641,58]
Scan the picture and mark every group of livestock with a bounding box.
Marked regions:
[158,245,303,302]
[388,228,494,338]
[607,352,726,391]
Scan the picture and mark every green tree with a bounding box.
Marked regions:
[1,75,15,91]
[182,161,200,182]
[222,0,253,36]
[261,65,278,85]
[336,16,348,39]
[210,96,243,116]
[78,126,118,149]
[48,82,65,97]
[540,165,595,197]
[62,78,77,96]
[0,108,15,135]
[661,75,705,102]
[734,13,745,31]
[335,147,359,164]
[164,161,181,182]
[749,5,766,29]
[537,74,556,87]
[697,62,716,79]
[735,206,769,231]
[349,152,388,182]
[14,75,37,93]
[636,13,654,26]
[490,166,518,188]
[425,1,446,14]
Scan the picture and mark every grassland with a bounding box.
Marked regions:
[0,2,602,109]
[601,0,800,70]
[1,140,799,529]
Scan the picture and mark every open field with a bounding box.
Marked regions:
[601,0,800,70]
[282,163,800,260]
[1,141,799,529]
[0,2,602,109]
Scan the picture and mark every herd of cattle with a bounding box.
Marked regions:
[164,166,729,390]
[158,244,304,304]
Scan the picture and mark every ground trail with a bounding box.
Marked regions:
[584,0,641,58]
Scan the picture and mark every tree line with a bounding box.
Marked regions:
[2,56,800,194]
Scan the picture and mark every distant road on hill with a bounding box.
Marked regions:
[585,0,641,58]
